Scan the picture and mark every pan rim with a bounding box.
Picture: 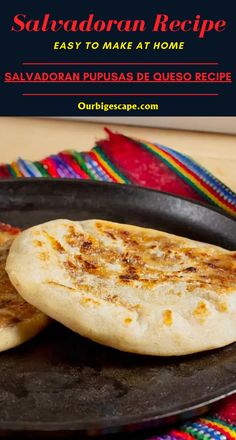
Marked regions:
[0,385,235,433]
[0,176,235,222]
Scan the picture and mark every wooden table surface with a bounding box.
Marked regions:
[0,117,235,191]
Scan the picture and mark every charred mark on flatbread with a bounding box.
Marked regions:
[65,225,84,248]
[80,240,93,252]
[47,280,77,291]
[43,231,65,253]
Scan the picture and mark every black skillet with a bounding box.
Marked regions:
[0,178,235,438]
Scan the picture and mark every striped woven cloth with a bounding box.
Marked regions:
[149,395,236,440]
[1,128,235,216]
[1,128,236,438]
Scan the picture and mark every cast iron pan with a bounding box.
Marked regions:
[0,179,235,438]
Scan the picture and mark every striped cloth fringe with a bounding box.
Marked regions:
[137,140,236,216]
[149,416,236,440]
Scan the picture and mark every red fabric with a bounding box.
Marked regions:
[99,129,202,201]
[216,395,236,423]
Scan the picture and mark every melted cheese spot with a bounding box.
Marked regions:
[163,310,173,326]
[33,240,43,247]
[81,297,100,307]
[124,317,132,324]
[39,252,49,261]
[193,301,210,322]
[217,302,228,313]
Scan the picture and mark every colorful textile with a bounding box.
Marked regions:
[150,404,236,440]
[0,128,236,437]
[146,394,236,439]
[1,128,235,215]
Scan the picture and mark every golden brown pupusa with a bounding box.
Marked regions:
[0,222,49,351]
[63,220,236,293]
[6,219,236,356]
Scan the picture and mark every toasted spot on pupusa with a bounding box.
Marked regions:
[0,223,49,352]
[6,219,236,356]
